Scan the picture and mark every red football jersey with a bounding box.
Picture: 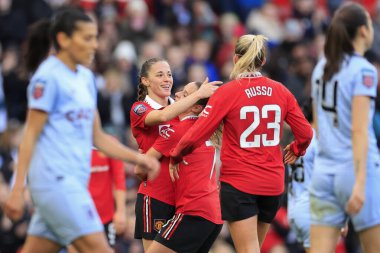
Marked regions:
[88,149,126,224]
[171,74,313,196]
[153,116,222,224]
[130,95,178,205]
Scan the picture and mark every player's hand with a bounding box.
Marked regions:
[134,165,148,181]
[3,188,25,222]
[136,154,160,181]
[113,210,127,235]
[340,221,349,237]
[346,182,365,215]
[169,160,188,182]
[195,77,222,99]
[283,144,298,164]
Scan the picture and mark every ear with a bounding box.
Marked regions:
[358,25,369,38]
[56,32,71,50]
[192,104,203,114]
[261,57,266,66]
[141,76,150,87]
[233,54,239,64]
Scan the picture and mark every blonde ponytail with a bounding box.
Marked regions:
[230,34,268,79]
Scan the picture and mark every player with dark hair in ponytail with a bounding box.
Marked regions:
[130,58,221,251]
[3,8,159,253]
[310,3,380,253]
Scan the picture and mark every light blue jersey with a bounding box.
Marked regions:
[27,55,97,189]
[310,54,380,232]
[311,54,380,171]
[26,56,102,245]
[288,129,317,248]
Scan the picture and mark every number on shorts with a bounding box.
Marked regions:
[240,105,281,148]
[291,157,305,183]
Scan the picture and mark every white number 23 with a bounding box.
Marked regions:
[240,105,281,148]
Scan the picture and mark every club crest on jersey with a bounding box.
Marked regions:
[159,125,175,139]
[200,105,212,118]
[134,104,147,116]
[154,219,166,232]
[362,70,375,88]
[33,83,45,99]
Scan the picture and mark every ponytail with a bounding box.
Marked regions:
[323,2,368,82]
[230,34,267,79]
[137,81,148,101]
[22,8,93,76]
[323,20,353,82]
[23,19,52,75]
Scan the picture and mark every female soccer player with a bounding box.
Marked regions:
[130,58,221,251]
[287,100,317,253]
[135,81,223,253]
[170,34,313,253]
[3,9,159,253]
[310,3,380,253]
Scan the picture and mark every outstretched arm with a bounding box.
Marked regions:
[144,79,221,126]
[93,111,160,173]
[170,91,227,164]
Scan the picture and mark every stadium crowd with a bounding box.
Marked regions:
[1,0,380,252]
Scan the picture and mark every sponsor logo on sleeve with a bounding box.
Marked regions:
[33,83,45,99]
[159,124,175,139]
[200,105,212,118]
[362,70,375,88]
[133,104,147,116]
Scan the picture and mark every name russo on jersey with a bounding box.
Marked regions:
[245,86,272,98]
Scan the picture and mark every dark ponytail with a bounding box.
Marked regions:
[22,8,93,76]
[323,3,368,82]
[137,57,166,101]
[23,19,52,75]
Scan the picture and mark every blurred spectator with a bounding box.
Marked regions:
[284,42,315,105]
[2,46,28,122]
[119,0,155,53]
[186,39,219,81]
[153,26,174,52]
[167,45,188,86]
[0,120,23,184]
[187,63,207,83]
[0,0,27,49]
[215,13,245,69]
[138,40,164,66]
[0,55,6,133]
[190,0,218,42]
[97,67,133,140]
[246,3,285,46]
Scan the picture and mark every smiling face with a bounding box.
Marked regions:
[142,61,173,101]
